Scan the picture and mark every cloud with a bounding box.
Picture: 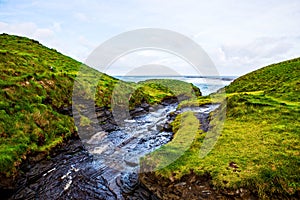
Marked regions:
[209,36,300,75]
[0,21,54,41]
[106,50,198,76]
[1,0,300,76]
[222,37,293,60]
[0,21,36,36]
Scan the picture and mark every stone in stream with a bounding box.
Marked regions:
[119,172,139,194]
[130,107,146,117]
[86,131,108,144]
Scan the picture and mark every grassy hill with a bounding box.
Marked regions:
[225,58,300,102]
[0,34,200,177]
[142,58,300,199]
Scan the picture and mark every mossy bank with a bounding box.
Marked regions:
[140,58,300,199]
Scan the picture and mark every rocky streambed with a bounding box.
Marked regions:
[2,100,222,200]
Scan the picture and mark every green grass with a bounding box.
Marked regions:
[225,57,300,102]
[142,58,300,199]
[0,33,200,177]
[0,34,82,176]
[139,79,201,99]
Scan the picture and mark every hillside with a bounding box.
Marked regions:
[141,58,300,199]
[225,57,300,102]
[0,34,200,178]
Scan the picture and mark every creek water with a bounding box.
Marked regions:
[87,103,178,199]
[8,103,219,200]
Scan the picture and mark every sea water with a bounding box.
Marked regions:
[115,76,236,96]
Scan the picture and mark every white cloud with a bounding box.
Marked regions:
[222,37,293,60]
[107,50,198,76]
[209,36,300,75]
[0,21,36,36]
[0,21,67,58]
[0,21,53,41]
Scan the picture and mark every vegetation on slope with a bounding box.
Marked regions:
[142,58,300,199]
[225,57,300,102]
[0,34,199,177]
[0,34,82,177]
[138,79,201,101]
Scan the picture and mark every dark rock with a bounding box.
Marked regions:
[4,139,117,200]
[124,160,138,167]
[140,102,150,110]
[130,107,146,117]
[99,122,117,132]
[149,107,155,112]
[194,112,210,132]
[162,121,172,132]
[161,96,178,106]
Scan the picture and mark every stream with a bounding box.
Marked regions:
[7,103,218,200]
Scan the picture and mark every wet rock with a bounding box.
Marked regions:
[119,172,139,194]
[162,121,172,132]
[149,107,155,112]
[124,159,139,167]
[100,122,118,132]
[3,139,116,200]
[130,107,146,117]
[140,102,150,111]
[194,112,210,132]
[86,131,108,144]
[160,97,178,106]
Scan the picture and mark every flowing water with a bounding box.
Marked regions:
[9,103,219,200]
[87,103,178,199]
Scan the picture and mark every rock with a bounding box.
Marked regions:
[140,102,150,110]
[101,122,117,132]
[130,107,146,117]
[161,97,178,105]
[5,139,117,200]
[124,159,138,167]
[86,131,108,144]
[149,107,155,112]
[162,122,172,132]
[120,173,139,194]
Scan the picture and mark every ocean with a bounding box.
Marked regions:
[115,76,237,96]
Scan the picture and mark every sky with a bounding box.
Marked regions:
[0,0,300,76]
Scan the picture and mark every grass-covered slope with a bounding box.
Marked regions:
[0,34,83,176]
[225,57,300,102]
[0,34,200,177]
[143,58,300,199]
